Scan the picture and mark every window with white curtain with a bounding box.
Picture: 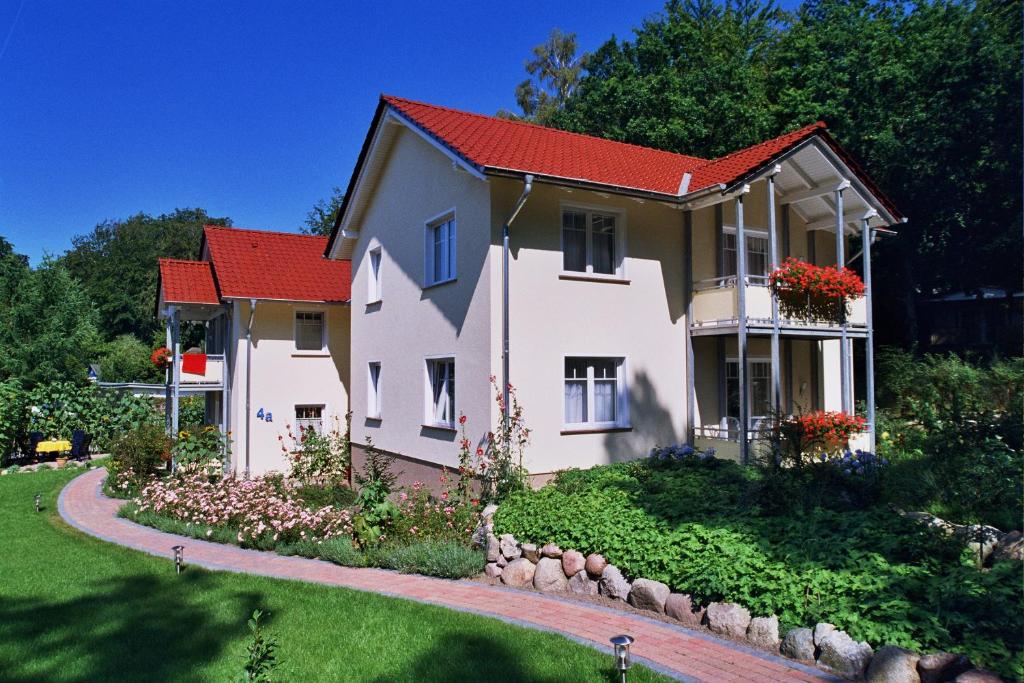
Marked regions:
[367,362,381,419]
[562,208,622,276]
[425,357,455,427]
[424,214,456,286]
[564,357,627,428]
[294,311,325,351]
[367,247,382,303]
[723,228,769,280]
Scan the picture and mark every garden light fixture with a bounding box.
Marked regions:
[172,545,184,574]
[610,634,634,683]
[34,493,41,512]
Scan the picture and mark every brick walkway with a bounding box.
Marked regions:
[59,468,840,683]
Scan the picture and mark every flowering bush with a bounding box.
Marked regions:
[129,471,351,547]
[826,449,888,477]
[769,257,865,322]
[279,414,350,486]
[650,443,716,462]
[392,472,480,542]
[790,410,867,452]
[482,377,530,502]
[150,347,172,370]
[173,425,229,471]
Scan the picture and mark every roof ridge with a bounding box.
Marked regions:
[203,225,329,242]
[694,121,827,170]
[159,257,209,265]
[382,94,708,164]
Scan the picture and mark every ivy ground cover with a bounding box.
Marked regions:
[0,468,672,682]
[494,456,1023,678]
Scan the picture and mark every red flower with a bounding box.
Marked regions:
[458,414,467,425]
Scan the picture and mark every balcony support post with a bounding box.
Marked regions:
[835,187,851,414]
[684,210,695,444]
[221,310,232,471]
[164,310,173,435]
[736,195,749,464]
[767,171,781,424]
[170,308,181,470]
[862,217,876,452]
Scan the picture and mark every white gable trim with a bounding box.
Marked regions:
[384,108,487,182]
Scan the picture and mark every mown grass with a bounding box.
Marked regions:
[0,468,671,682]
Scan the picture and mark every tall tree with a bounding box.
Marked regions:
[61,208,231,342]
[506,29,589,125]
[302,187,345,237]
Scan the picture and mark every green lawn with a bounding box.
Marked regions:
[0,468,670,682]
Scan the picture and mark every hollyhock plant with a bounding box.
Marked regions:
[769,257,865,322]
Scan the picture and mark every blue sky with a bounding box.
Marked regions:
[0,1,794,263]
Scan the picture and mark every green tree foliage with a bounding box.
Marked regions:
[504,29,589,125]
[544,0,1021,345]
[302,187,345,236]
[98,334,163,384]
[0,258,100,386]
[61,208,231,342]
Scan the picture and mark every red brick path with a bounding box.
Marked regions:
[59,468,840,683]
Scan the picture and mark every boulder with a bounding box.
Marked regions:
[866,646,920,683]
[781,628,815,661]
[484,562,503,579]
[917,653,972,683]
[496,553,509,568]
[521,543,540,563]
[954,525,1002,564]
[992,530,1023,563]
[486,533,500,563]
[954,669,1002,683]
[540,543,563,559]
[627,578,670,613]
[746,615,780,652]
[813,622,836,646]
[533,557,569,592]
[499,534,521,561]
[665,593,705,627]
[585,553,607,577]
[704,602,751,640]
[482,503,499,522]
[568,570,598,595]
[598,565,631,601]
[561,550,586,577]
[817,630,874,680]
[500,558,536,587]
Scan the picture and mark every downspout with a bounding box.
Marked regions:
[502,174,534,440]
[244,298,257,479]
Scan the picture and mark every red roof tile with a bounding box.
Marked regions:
[688,122,827,190]
[384,95,706,195]
[158,258,220,305]
[203,226,351,302]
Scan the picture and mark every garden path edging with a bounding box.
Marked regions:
[59,468,841,683]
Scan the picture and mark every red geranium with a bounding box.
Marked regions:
[150,347,172,370]
[791,410,866,451]
[769,257,864,322]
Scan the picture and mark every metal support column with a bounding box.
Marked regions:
[835,187,851,413]
[164,313,173,434]
[170,309,181,469]
[767,172,781,420]
[683,211,695,444]
[220,310,232,470]
[736,196,749,464]
[862,218,876,452]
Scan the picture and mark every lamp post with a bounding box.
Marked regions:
[610,634,634,683]
[34,493,41,513]
[172,545,184,574]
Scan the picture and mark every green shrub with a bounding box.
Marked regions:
[376,540,484,579]
[316,536,366,567]
[25,381,160,450]
[109,423,170,480]
[173,424,228,470]
[294,485,357,511]
[178,395,205,428]
[0,379,26,465]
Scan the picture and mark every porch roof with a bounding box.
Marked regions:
[157,258,220,306]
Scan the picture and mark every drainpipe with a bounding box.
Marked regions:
[244,298,257,479]
[502,174,534,439]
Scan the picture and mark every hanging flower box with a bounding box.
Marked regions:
[769,257,864,323]
[151,347,172,370]
[790,410,866,452]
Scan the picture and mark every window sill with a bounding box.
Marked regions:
[560,425,633,436]
[422,277,457,291]
[291,351,330,358]
[421,423,457,432]
[558,273,630,285]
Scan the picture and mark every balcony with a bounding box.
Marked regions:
[690,277,866,337]
[175,353,225,389]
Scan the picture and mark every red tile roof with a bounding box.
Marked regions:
[158,258,220,305]
[203,226,351,302]
[384,95,706,195]
[688,122,827,190]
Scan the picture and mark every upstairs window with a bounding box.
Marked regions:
[367,247,382,303]
[723,227,769,280]
[425,214,456,287]
[564,357,627,428]
[425,357,455,428]
[295,311,325,351]
[562,208,622,277]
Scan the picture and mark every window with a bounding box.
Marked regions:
[564,357,627,428]
[425,357,455,427]
[295,405,324,436]
[295,311,325,351]
[424,214,456,286]
[367,362,381,419]
[723,228,769,280]
[367,247,382,303]
[725,359,772,423]
[562,208,622,276]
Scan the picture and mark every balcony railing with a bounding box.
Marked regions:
[176,353,225,387]
[691,277,866,332]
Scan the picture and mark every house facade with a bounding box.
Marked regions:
[156,227,351,475]
[325,96,904,482]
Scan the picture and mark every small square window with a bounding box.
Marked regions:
[425,357,455,427]
[295,405,324,436]
[295,312,325,351]
[564,357,627,427]
[561,208,623,277]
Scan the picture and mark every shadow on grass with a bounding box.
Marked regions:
[0,571,261,682]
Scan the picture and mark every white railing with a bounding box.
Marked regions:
[691,279,866,330]
[178,353,225,386]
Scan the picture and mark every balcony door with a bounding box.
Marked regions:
[725,358,772,432]
[722,227,769,281]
